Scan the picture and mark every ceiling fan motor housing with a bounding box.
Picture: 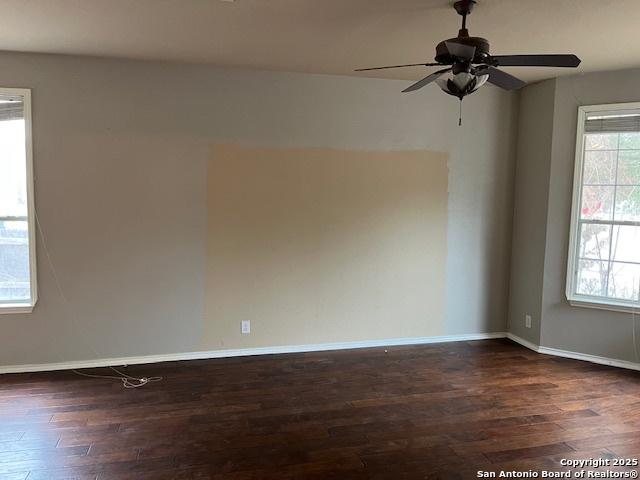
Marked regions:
[435,36,490,65]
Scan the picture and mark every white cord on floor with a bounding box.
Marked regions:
[633,310,639,363]
[34,210,163,389]
[633,278,639,363]
[71,367,162,389]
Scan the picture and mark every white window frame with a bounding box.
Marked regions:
[0,87,37,314]
[567,102,640,314]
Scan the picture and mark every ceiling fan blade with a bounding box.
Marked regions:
[355,62,442,72]
[479,66,526,90]
[491,54,581,67]
[402,68,451,93]
[445,41,476,60]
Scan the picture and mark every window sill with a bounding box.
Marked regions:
[568,297,640,315]
[0,303,35,314]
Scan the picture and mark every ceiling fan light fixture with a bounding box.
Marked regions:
[474,73,489,90]
[452,71,475,90]
[436,71,488,99]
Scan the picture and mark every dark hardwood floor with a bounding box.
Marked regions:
[1,339,639,479]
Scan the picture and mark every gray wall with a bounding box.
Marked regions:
[509,68,640,363]
[0,51,518,367]
[507,80,555,345]
[541,70,640,361]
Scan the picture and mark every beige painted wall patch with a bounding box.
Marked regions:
[204,144,449,350]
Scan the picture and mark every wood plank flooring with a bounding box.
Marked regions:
[0,339,639,479]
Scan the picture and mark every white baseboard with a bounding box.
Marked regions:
[507,332,640,372]
[506,332,542,353]
[0,332,508,375]
[4,332,638,375]
[538,345,640,372]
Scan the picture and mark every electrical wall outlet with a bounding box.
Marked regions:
[241,320,251,334]
[525,314,532,329]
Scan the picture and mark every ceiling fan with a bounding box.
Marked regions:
[356,0,581,124]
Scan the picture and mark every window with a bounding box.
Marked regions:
[0,88,36,313]
[567,103,640,312]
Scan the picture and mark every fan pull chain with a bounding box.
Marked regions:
[459,99,463,126]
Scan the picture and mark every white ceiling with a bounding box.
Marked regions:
[0,0,636,84]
